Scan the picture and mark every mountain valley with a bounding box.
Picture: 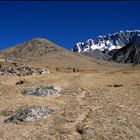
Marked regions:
[0,35,140,140]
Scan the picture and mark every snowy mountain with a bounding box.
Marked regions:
[72,30,140,53]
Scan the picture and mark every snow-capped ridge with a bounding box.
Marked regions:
[72,30,140,53]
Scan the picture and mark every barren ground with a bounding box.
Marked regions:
[0,67,140,140]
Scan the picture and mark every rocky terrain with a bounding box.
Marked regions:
[22,86,61,97]
[73,30,140,52]
[0,69,140,140]
[4,106,57,123]
[0,61,49,77]
[105,43,140,64]
[83,43,140,64]
[73,30,140,64]
[0,37,140,140]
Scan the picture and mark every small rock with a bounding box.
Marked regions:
[107,84,123,87]
[113,84,123,87]
[4,106,57,123]
[76,128,84,135]
[40,69,49,74]
[15,80,26,85]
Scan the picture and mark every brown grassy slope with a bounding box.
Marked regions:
[0,70,140,140]
[0,38,132,71]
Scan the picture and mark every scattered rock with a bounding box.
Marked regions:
[0,62,49,77]
[113,84,123,87]
[107,84,123,87]
[76,128,84,135]
[73,68,79,72]
[15,80,26,85]
[73,68,76,72]
[22,86,61,97]
[40,69,49,74]
[55,68,60,72]
[4,106,57,123]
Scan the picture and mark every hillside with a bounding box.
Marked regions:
[0,38,140,140]
[0,38,130,72]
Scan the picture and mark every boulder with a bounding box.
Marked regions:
[4,106,57,123]
[22,86,61,97]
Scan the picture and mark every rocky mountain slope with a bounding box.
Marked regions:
[106,43,140,64]
[0,38,128,72]
[83,43,140,64]
[73,30,140,52]
[73,30,140,64]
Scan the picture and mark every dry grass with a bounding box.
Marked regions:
[0,38,140,139]
[0,67,140,140]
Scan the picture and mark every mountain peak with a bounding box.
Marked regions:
[28,38,51,43]
[73,30,140,53]
[24,38,55,46]
[1,37,64,59]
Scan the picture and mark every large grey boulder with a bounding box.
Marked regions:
[4,106,57,123]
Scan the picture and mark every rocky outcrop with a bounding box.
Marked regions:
[0,62,49,77]
[82,44,140,64]
[22,86,61,97]
[106,44,140,64]
[4,106,57,123]
[72,30,140,64]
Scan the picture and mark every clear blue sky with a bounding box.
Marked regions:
[0,1,140,50]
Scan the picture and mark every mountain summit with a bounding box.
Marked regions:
[2,38,64,58]
[72,30,140,52]
[72,30,140,64]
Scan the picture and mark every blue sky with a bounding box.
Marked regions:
[0,1,140,50]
